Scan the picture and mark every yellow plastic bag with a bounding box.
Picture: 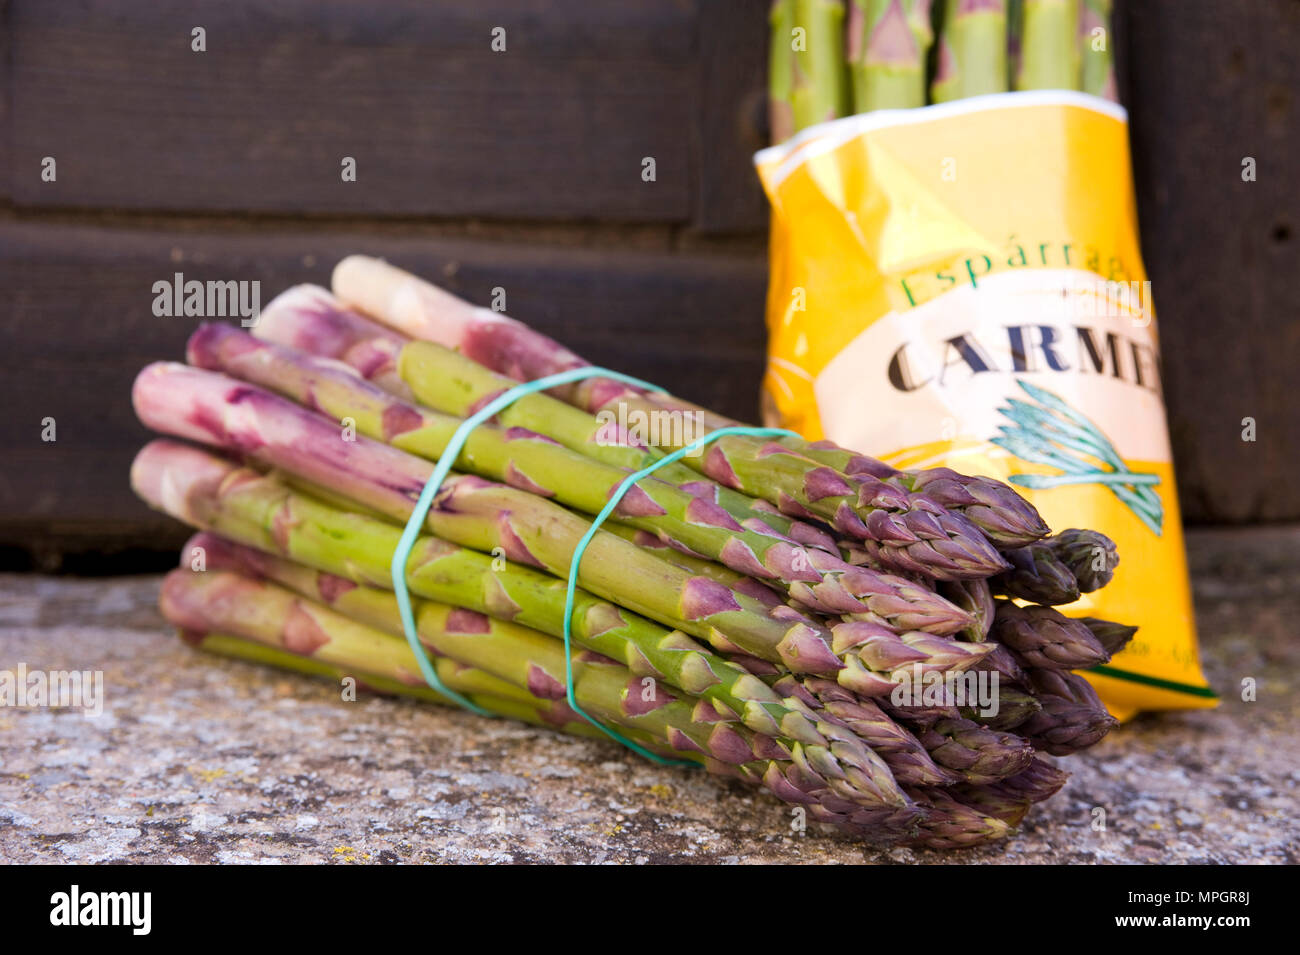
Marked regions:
[755,91,1215,720]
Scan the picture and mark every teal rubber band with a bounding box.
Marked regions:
[389,366,705,750]
[561,420,799,766]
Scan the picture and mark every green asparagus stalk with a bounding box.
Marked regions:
[961,684,1040,730]
[130,366,899,687]
[1047,528,1119,592]
[195,529,970,800]
[327,261,743,443]
[904,787,1013,848]
[259,285,845,558]
[137,443,966,765]
[395,338,1006,577]
[160,566,918,823]
[943,754,1068,826]
[187,323,974,635]
[848,1,930,112]
[1007,0,1023,84]
[739,653,1026,791]
[931,0,1009,103]
[181,629,608,738]
[770,674,959,786]
[322,264,955,561]
[939,577,995,641]
[185,529,829,746]
[989,599,1109,669]
[134,368,993,693]
[906,715,1034,784]
[1077,616,1137,656]
[602,522,790,607]
[799,446,1050,547]
[149,448,833,738]
[790,0,850,131]
[993,528,1118,603]
[317,264,1039,571]
[191,625,928,844]
[984,754,1069,801]
[769,0,798,143]
[254,285,1010,581]
[1014,0,1080,90]
[992,539,1081,605]
[1079,0,1115,100]
[943,782,1031,826]
[1018,668,1118,754]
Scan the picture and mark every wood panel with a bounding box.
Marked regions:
[0,220,768,553]
[1122,0,1300,522]
[693,0,771,233]
[5,0,698,221]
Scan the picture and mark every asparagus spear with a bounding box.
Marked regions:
[993,528,1118,603]
[961,684,1041,730]
[975,641,1030,686]
[992,539,1081,605]
[149,449,831,738]
[192,627,936,846]
[1007,0,1023,84]
[770,674,959,786]
[602,522,791,607]
[135,367,993,692]
[392,337,1006,578]
[132,365,853,680]
[904,787,1013,848]
[1047,528,1119,592]
[848,0,930,112]
[326,264,740,439]
[943,754,1068,826]
[985,754,1069,802]
[161,567,918,822]
[1077,616,1137,656]
[1019,668,1118,755]
[388,347,1009,580]
[931,0,1009,103]
[137,441,971,761]
[989,599,1109,669]
[321,265,1037,573]
[790,0,850,131]
[800,447,1050,547]
[197,526,963,794]
[1079,0,1116,100]
[187,322,974,635]
[939,577,995,641]
[906,715,1035,784]
[742,653,1026,790]
[186,529,857,751]
[1014,0,1080,90]
[182,629,609,737]
[261,284,841,558]
[769,0,798,143]
[288,277,1009,579]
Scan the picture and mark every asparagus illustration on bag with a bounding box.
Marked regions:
[993,380,1164,534]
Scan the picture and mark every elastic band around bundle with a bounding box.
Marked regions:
[388,366,798,765]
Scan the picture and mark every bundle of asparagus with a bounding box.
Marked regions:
[130,257,1132,850]
[772,0,1114,138]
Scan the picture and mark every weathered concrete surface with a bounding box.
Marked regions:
[1,527,1297,864]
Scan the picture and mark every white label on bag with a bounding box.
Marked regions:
[813,268,1170,464]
